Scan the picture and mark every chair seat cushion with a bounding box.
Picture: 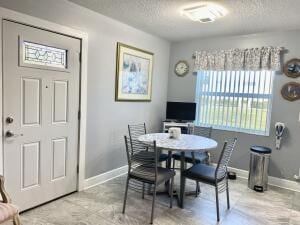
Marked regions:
[172,152,209,164]
[159,153,169,162]
[0,203,18,222]
[130,166,175,184]
[182,164,225,184]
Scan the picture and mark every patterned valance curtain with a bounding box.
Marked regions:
[194,47,282,72]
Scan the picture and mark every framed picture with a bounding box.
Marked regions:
[115,42,153,101]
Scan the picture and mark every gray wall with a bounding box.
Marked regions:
[1,0,299,182]
[168,31,300,181]
[0,0,170,178]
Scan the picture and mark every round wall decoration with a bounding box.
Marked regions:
[283,58,300,78]
[281,82,300,101]
[174,60,189,76]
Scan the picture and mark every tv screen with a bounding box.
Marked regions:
[166,102,196,121]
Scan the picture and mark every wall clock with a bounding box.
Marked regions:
[174,60,189,76]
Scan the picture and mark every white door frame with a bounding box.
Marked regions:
[0,7,88,191]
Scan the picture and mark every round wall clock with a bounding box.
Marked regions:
[174,60,189,76]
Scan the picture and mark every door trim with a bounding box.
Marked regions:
[0,7,88,191]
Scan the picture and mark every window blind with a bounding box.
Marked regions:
[195,70,274,135]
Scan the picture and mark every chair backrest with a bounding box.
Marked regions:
[188,125,212,138]
[128,123,146,140]
[124,136,158,180]
[215,138,237,180]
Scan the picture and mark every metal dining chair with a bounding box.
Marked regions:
[172,125,213,195]
[122,136,175,224]
[181,138,237,222]
[172,125,212,165]
[128,123,169,163]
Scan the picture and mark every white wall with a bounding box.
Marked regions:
[0,0,170,179]
[168,31,300,181]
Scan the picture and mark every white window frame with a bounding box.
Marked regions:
[195,70,274,136]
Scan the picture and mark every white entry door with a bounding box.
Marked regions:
[2,20,81,211]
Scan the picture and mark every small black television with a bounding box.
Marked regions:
[166,102,196,122]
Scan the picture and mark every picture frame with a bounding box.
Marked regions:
[115,42,154,101]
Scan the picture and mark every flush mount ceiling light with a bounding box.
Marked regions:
[181,2,228,23]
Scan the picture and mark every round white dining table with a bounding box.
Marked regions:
[138,133,218,208]
[138,133,217,151]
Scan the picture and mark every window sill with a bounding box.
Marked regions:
[198,124,270,137]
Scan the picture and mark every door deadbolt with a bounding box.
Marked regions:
[6,117,14,124]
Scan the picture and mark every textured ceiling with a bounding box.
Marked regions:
[68,0,300,42]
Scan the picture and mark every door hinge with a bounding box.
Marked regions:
[77,165,79,174]
[79,52,82,62]
[78,110,81,120]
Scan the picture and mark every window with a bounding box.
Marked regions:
[195,70,274,135]
[23,41,67,69]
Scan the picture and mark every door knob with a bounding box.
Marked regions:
[5,131,22,138]
[5,130,14,138]
[6,117,14,124]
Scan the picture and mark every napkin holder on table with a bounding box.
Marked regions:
[168,127,181,139]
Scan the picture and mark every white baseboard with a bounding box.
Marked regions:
[83,164,300,193]
[83,165,128,190]
[228,166,300,193]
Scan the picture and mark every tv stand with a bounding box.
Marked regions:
[163,121,194,134]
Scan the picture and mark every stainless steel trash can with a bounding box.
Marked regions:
[248,146,272,192]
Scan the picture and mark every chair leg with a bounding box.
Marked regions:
[167,151,172,169]
[195,181,200,197]
[179,152,186,209]
[142,182,145,199]
[13,214,21,225]
[172,158,175,170]
[169,177,174,208]
[150,184,157,224]
[215,185,220,222]
[122,176,130,214]
[180,176,186,208]
[226,179,230,209]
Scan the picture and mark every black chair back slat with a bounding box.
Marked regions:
[215,138,237,180]
[188,125,212,138]
[128,123,146,140]
[124,136,158,182]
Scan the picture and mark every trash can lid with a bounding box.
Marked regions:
[250,146,272,154]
